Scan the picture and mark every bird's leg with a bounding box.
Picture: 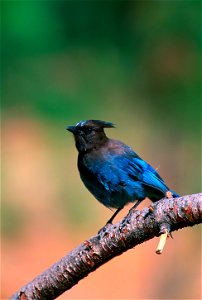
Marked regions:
[106,199,142,225]
[106,205,124,224]
[129,200,142,214]
[98,206,124,235]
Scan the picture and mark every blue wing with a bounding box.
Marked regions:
[127,157,179,197]
[86,150,167,193]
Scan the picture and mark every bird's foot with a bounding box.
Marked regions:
[128,200,142,215]
[97,222,112,235]
[142,204,154,218]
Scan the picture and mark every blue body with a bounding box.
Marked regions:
[78,139,179,209]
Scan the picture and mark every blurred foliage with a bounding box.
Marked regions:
[2,1,201,136]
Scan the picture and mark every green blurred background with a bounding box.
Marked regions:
[2,1,201,299]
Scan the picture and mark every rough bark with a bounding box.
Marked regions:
[11,193,202,300]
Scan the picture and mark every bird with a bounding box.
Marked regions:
[67,120,179,224]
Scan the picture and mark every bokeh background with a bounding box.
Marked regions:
[1,1,201,299]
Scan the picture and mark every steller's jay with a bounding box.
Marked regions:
[67,120,179,224]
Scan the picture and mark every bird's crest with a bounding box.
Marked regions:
[76,120,115,129]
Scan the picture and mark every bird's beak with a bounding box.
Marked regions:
[66,126,76,133]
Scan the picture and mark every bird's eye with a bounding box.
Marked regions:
[86,128,93,134]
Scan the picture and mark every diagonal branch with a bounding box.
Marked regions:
[11,193,202,300]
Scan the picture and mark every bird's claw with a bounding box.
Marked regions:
[97,222,112,235]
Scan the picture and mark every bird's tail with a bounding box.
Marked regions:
[170,190,180,198]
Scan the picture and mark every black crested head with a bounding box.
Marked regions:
[68,120,114,130]
[67,120,115,152]
[66,120,115,133]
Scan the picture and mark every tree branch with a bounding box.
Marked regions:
[11,193,202,300]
